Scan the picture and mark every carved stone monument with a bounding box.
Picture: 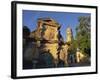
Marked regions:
[66,27,73,43]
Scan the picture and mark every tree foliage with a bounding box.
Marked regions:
[23,26,30,38]
[76,16,91,56]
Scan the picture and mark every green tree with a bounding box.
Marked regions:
[23,26,30,38]
[76,16,91,56]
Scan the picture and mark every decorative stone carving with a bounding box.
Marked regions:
[29,18,74,67]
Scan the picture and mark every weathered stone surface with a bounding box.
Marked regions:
[29,18,74,66]
[37,18,60,61]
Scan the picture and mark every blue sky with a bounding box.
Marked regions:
[23,10,90,41]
